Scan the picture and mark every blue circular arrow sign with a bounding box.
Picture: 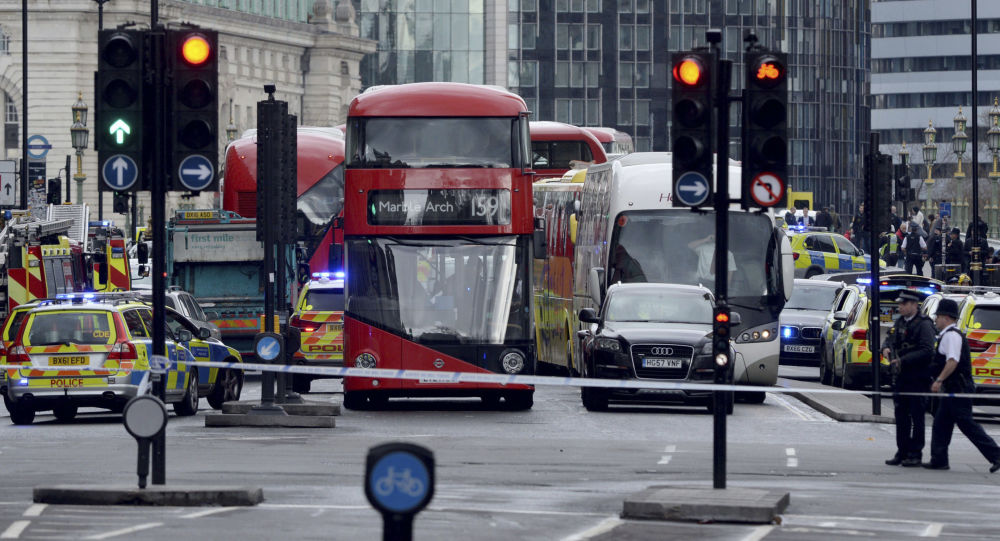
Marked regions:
[26,135,51,160]
[255,334,281,361]
[675,171,710,206]
[101,155,139,191]
[368,451,431,514]
[177,154,215,191]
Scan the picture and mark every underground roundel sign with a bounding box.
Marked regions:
[749,172,785,207]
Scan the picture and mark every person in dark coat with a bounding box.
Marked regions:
[926,226,944,271]
[815,207,832,230]
[883,290,937,467]
[783,209,797,227]
[925,299,1000,472]
[901,222,927,276]
[851,203,870,253]
[890,205,902,232]
[966,216,988,246]
[945,228,964,267]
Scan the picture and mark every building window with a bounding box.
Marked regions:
[0,28,10,55]
[571,0,584,11]
[587,24,601,51]
[636,0,650,13]
[571,99,584,123]
[635,62,650,87]
[619,63,633,87]
[586,98,601,125]
[570,24,584,50]
[520,61,537,87]
[586,62,600,88]
[555,61,570,87]
[635,25,650,51]
[556,0,568,11]
[556,23,569,49]
[586,0,600,12]
[636,136,651,152]
[618,100,633,125]
[619,0,632,13]
[619,25,633,50]
[5,94,17,123]
[522,23,537,49]
[524,98,538,114]
[571,62,584,87]
[556,99,570,123]
[508,61,520,87]
[635,100,650,125]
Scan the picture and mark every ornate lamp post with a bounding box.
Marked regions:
[899,141,910,208]
[953,106,969,178]
[226,98,238,142]
[69,93,89,205]
[989,98,1000,179]
[923,119,938,184]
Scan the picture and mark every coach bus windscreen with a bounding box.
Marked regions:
[348,117,515,168]
[347,236,529,344]
[607,211,774,300]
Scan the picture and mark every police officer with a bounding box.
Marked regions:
[882,290,936,467]
[901,221,927,276]
[924,298,1000,472]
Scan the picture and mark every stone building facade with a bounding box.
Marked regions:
[0,0,374,222]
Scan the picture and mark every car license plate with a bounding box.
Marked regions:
[326,323,342,332]
[782,345,815,353]
[48,356,88,366]
[642,358,683,369]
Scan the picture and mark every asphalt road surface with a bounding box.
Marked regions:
[0,378,999,540]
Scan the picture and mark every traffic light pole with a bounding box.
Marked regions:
[867,132,882,417]
[149,26,168,486]
[710,34,730,491]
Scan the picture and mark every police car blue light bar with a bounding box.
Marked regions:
[857,278,872,285]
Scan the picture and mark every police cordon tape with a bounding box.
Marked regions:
[0,360,990,401]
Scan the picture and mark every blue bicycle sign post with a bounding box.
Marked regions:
[365,442,435,541]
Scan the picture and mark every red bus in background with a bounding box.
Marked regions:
[583,127,634,155]
[529,121,607,180]
[221,127,346,274]
[342,82,537,410]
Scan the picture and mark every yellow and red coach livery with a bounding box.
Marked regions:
[288,272,345,393]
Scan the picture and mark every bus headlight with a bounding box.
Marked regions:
[501,350,525,374]
[355,353,377,369]
[735,323,779,344]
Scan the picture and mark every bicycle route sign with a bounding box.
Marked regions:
[365,442,435,516]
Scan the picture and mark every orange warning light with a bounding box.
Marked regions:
[756,62,782,81]
[673,59,704,87]
[181,35,211,65]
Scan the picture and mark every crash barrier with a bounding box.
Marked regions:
[0,361,991,401]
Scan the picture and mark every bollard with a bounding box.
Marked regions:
[122,395,168,489]
[365,442,435,541]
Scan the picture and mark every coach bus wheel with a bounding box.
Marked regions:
[292,374,313,394]
[504,390,534,411]
[53,404,77,423]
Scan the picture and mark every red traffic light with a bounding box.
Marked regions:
[715,311,730,323]
[673,58,704,87]
[181,35,211,65]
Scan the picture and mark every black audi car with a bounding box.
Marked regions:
[779,279,844,366]
[577,283,736,413]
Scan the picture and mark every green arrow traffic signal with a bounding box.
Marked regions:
[109,119,131,145]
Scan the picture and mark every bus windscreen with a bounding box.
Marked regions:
[351,117,515,168]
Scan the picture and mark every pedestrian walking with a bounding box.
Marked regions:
[815,207,832,230]
[924,298,1000,472]
[829,205,841,233]
[883,290,936,467]
[945,228,964,267]
[852,203,870,253]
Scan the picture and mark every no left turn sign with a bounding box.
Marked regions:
[750,172,785,207]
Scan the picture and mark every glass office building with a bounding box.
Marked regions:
[356,0,488,86]
[509,0,870,206]
[182,0,316,22]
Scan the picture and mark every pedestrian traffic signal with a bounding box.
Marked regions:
[167,30,218,192]
[742,50,788,209]
[671,52,713,208]
[113,191,129,214]
[97,29,145,192]
[46,178,61,205]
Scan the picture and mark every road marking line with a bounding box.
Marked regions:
[921,523,943,537]
[561,516,622,541]
[657,455,672,465]
[740,525,774,541]
[83,522,163,540]
[22,505,45,518]
[181,507,238,519]
[0,521,29,539]
[664,445,676,453]
[769,393,818,421]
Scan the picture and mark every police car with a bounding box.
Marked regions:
[952,290,1000,399]
[1,292,243,424]
[786,227,878,278]
[288,272,345,393]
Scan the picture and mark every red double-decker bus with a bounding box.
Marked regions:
[342,82,537,410]
[221,127,346,274]
[529,121,607,180]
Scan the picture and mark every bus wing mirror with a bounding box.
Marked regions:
[136,242,149,264]
[780,234,794,301]
[533,218,546,260]
[588,267,605,305]
[730,311,742,326]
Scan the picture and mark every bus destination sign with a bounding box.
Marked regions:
[367,189,512,226]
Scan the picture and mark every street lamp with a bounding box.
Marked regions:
[69,93,88,205]
[923,119,938,184]
[226,98,238,141]
[989,98,1000,179]
[953,106,969,178]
